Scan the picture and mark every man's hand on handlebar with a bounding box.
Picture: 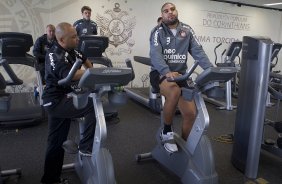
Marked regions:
[165,72,181,80]
[83,59,93,69]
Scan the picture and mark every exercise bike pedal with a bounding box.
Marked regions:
[135,152,153,162]
[62,140,78,154]
[264,138,275,146]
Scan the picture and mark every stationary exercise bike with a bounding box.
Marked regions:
[77,35,120,122]
[136,61,237,184]
[61,58,133,184]
[203,41,242,110]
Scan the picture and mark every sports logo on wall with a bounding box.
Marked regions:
[0,0,78,92]
[96,2,136,56]
[0,0,78,38]
[0,0,43,37]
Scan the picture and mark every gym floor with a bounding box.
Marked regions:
[0,98,282,184]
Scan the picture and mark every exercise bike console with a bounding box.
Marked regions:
[78,67,132,90]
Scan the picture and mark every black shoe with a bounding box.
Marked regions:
[42,178,69,184]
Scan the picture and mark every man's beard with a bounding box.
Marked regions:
[164,17,179,26]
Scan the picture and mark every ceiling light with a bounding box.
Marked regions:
[264,2,282,6]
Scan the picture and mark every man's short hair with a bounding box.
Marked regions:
[55,22,72,40]
[157,17,162,23]
[46,24,55,30]
[161,2,175,12]
[81,6,91,13]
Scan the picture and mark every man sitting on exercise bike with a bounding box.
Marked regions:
[41,22,95,184]
[150,2,213,153]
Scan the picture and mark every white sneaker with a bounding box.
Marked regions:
[160,130,178,153]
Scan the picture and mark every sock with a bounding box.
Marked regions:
[163,124,172,134]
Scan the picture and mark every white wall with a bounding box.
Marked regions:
[0,0,282,87]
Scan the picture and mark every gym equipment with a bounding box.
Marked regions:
[124,56,162,113]
[270,43,282,72]
[78,35,119,121]
[267,43,282,83]
[265,43,282,107]
[0,32,44,128]
[61,58,133,184]
[203,41,242,110]
[262,81,282,155]
[231,36,273,179]
[136,61,237,184]
[214,42,242,67]
[0,167,21,184]
[78,35,113,67]
[0,168,21,184]
[0,72,22,183]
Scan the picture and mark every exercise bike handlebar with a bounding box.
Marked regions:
[133,56,151,66]
[214,43,222,65]
[125,58,135,80]
[0,59,23,85]
[268,82,282,100]
[58,59,83,86]
[167,61,199,82]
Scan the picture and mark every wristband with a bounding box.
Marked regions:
[74,50,87,64]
